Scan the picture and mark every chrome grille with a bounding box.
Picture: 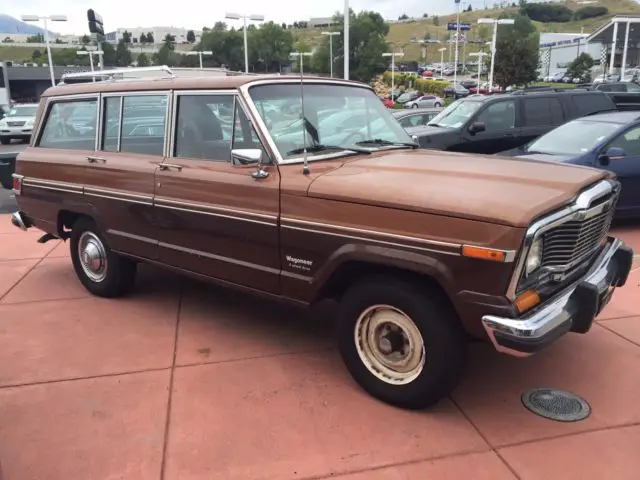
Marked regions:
[541,197,615,270]
[7,121,25,127]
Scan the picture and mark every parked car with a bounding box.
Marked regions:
[0,103,38,144]
[593,82,640,93]
[395,91,421,105]
[403,94,444,109]
[9,70,634,411]
[443,83,470,100]
[501,111,640,218]
[407,89,618,154]
[392,108,442,129]
[460,80,478,90]
[468,83,501,94]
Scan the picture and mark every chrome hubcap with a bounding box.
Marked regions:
[354,305,425,385]
[77,231,107,283]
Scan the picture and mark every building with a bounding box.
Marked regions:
[308,17,338,28]
[105,27,202,45]
[538,32,603,77]
[587,15,640,78]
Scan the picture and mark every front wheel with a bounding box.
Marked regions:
[411,104,419,109]
[434,102,442,107]
[70,217,137,298]
[336,277,468,409]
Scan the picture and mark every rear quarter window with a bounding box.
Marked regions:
[569,93,615,117]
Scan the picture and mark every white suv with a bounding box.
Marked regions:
[0,103,38,145]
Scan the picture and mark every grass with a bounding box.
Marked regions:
[0,46,43,62]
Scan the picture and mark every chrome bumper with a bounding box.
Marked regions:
[482,237,634,357]
[10,211,30,231]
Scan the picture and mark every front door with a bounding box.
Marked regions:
[601,125,640,216]
[153,91,281,293]
[464,99,521,154]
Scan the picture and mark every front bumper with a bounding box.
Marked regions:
[0,126,32,137]
[482,237,634,357]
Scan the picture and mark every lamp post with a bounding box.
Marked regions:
[477,17,515,89]
[76,50,104,77]
[453,0,461,86]
[21,14,68,87]
[225,12,265,74]
[344,0,349,79]
[290,51,312,75]
[186,50,213,69]
[469,51,488,86]
[382,51,404,96]
[322,31,340,78]
[438,47,446,80]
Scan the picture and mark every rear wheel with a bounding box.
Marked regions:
[70,217,137,298]
[412,104,419,109]
[434,102,442,107]
[336,277,468,409]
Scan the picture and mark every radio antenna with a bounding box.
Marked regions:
[291,51,312,175]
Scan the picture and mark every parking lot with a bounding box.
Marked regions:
[0,212,638,479]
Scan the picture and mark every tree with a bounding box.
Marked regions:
[32,49,42,60]
[187,30,196,43]
[476,24,490,42]
[2,37,13,43]
[139,33,147,43]
[116,39,132,66]
[466,5,473,12]
[26,34,44,43]
[247,21,294,72]
[422,13,429,18]
[122,30,132,43]
[493,14,539,89]
[163,33,176,49]
[146,32,155,43]
[137,52,151,66]
[566,52,594,81]
[398,14,409,20]
[80,35,91,45]
[312,10,389,82]
[432,16,440,26]
[101,41,117,66]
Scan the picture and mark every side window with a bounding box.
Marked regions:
[475,100,516,132]
[523,98,563,127]
[571,94,615,116]
[102,96,121,152]
[38,98,98,150]
[608,126,640,156]
[233,102,271,163]
[119,95,167,156]
[175,94,234,161]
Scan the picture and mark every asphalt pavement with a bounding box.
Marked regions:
[0,142,26,214]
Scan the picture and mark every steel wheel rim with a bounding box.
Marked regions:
[77,231,108,283]
[354,304,425,385]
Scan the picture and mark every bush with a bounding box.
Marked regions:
[520,3,572,23]
[382,71,449,96]
[573,6,608,21]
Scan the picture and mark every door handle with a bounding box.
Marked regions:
[159,163,183,172]
[86,156,106,163]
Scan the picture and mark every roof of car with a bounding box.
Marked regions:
[41,75,366,97]
[392,108,441,118]
[575,111,640,124]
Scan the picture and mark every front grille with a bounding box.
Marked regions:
[7,121,25,127]
[541,196,616,270]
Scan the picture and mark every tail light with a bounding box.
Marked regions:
[12,174,23,195]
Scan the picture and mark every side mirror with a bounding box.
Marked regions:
[468,121,486,135]
[599,146,626,165]
[231,148,262,167]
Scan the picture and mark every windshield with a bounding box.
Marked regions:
[8,106,37,117]
[248,83,413,160]
[427,100,481,128]
[525,119,621,156]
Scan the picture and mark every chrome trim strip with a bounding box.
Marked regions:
[107,229,158,244]
[163,91,173,158]
[116,95,124,152]
[95,93,102,151]
[84,186,153,205]
[483,237,622,357]
[506,178,618,300]
[154,197,278,226]
[158,241,280,275]
[173,89,238,96]
[23,178,83,194]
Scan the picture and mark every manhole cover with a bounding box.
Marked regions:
[521,388,591,422]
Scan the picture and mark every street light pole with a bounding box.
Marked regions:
[438,47,446,80]
[225,12,265,74]
[322,31,340,78]
[187,50,213,69]
[454,0,462,86]
[382,51,404,95]
[344,0,350,79]
[290,51,312,75]
[478,17,514,89]
[21,14,68,87]
[469,51,488,85]
[76,50,104,79]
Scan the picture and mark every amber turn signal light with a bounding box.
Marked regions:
[461,245,506,262]
[514,289,541,314]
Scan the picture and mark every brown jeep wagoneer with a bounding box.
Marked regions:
[9,67,634,409]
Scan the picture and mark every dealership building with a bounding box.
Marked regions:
[539,15,640,79]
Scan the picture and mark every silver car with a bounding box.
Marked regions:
[0,103,38,145]
[404,94,444,109]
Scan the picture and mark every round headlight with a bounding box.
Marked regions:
[525,238,543,276]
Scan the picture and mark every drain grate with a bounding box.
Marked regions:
[521,388,591,422]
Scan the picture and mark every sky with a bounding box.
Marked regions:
[5,0,488,35]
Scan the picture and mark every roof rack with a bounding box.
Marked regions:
[59,66,176,84]
[510,87,591,95]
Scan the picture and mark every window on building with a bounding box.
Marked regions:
[38,98,98,150]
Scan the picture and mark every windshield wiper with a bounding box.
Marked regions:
[286,144,371,155]
[426,122,445,127]
[354,139,418,148]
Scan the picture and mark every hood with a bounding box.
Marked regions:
[515,153,577,163]
[306,149,611,227]
[404,125,449,137]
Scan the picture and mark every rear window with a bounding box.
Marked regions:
[570,93,615,117]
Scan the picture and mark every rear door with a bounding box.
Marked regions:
[153,91,281,293]
[520,96,565,146]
